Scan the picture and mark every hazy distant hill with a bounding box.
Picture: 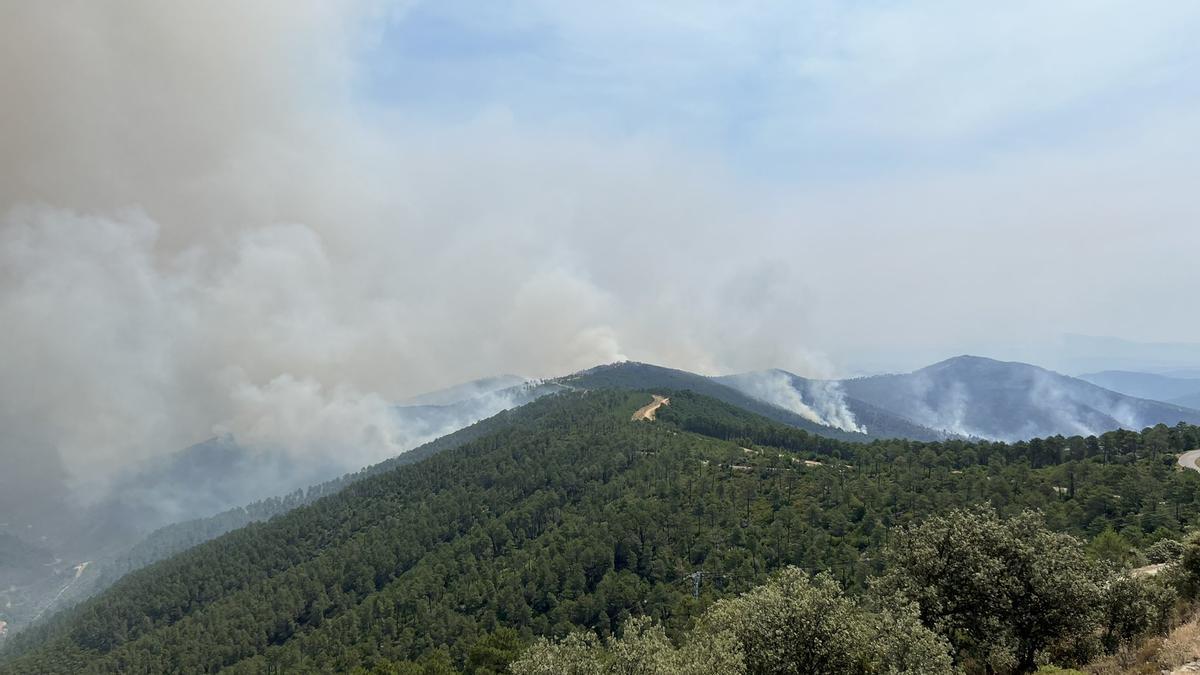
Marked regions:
[391,381,566,443]
[0,533,71,636]
[1164,368,1200,379]
[1077,370,1200,407]
[1049,334,1200,374]
[399,375,530,406]
[0,534,53,585]
[841,355,1200,440]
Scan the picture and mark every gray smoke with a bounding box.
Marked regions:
[0,1,845,514]
[3,1,1200,515]
[719,370,864,433]
[907,374,980,439]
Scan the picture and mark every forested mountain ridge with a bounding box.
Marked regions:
[561,361,945,441]
[18,354,1178,640]
[4,389,1200,673]
[0,361,932,638]
[567,357,1200,444]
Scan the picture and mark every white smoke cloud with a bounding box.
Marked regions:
[804,379,865,434]
[216,372,399,466]
[906,375,980,439]
[1026,370,1101,438]
[0,2,829,505]
[721,371,864,433]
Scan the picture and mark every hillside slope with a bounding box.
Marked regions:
[5,389,1200,673]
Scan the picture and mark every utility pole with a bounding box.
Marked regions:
[683,571,726,598]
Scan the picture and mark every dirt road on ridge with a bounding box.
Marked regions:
[1178,450,1200,473]
[632,395,669,421]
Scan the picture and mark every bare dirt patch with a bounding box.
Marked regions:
[1179,450,1200,474]
[632,395,670,421]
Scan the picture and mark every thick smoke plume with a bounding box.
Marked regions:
[721,371,865,434]
[5,1,1198,519]
[0,2,827,513]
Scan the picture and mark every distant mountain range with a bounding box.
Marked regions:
[835,356,1200,441]
[564,356,1200,443]
[1042,334,1200,374]
[1078,370,1200,410]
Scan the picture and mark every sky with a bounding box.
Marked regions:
[2,1,1200,495]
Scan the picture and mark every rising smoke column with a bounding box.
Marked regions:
[721,370,865,433]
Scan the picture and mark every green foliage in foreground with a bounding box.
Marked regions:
[512,615,743,675]
[3,389,1200,674]
[512,567,950,675]
[883,507,1180,672]
[881,508,1104,672]
[516,507,1181,674]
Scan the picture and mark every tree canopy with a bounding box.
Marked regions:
[2,389,1198,674]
